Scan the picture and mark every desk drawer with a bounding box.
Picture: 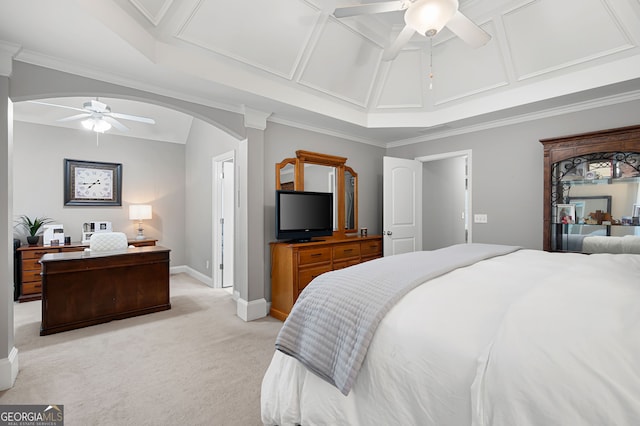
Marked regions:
[22,249,58,260]
[22,269,42,283]
[298,247,331,265]
[361,240,382,256]
[22,258,42,271]
[22,281,42,295]
[333,243,360,260]
[298,265,331,292]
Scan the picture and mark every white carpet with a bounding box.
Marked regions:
[0,273,282,426]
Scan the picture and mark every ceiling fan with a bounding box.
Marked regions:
[333,0,491,61]
[29,98,155,133]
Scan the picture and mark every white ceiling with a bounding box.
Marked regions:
[1,0,640,146]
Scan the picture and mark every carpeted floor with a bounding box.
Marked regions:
[0,273,282,426]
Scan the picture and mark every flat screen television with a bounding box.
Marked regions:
[275,190,333,242]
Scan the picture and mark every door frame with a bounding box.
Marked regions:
[212,151,235,289]
[415,150,473,244]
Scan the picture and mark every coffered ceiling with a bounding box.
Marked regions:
[2,0,640,145]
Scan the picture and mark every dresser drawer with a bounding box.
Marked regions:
[298,264,332,292]
[298,247,331,265]
[333,258,361,270]
[333,243,360,260]
[22,281,42,295]
[361,240,382,256]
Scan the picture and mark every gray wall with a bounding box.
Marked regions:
[13,121,186,265]
[184,118,240,277]
[388,99,640,249]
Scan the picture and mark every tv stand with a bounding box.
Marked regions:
[269,235,382,321]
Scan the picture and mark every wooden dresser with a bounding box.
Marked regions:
[269,235,382,321]
[16,239,157,302]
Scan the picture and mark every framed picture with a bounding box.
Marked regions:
[64,159,122,206]
[556,204,576,224]
[633,203,640,218]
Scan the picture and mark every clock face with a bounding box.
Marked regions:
[74,167,114,199]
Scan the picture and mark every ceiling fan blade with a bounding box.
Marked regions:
[108,112,155,124]
[56,113,91,122]
[333,1,405,18]
[445,10,491,48]
[28,100,86,113]
[103,116,129,132]
[382,25,416,61]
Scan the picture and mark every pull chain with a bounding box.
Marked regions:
[429,36,434,90]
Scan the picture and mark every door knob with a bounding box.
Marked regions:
[386,231,392,236]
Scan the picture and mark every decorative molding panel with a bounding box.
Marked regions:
[432,21,509,105]
[176,0,320,80]
[376,48,424,109]
[503,0,633,81]
[298,17,382,107]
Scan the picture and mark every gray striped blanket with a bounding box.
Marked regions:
[275,243,520,395]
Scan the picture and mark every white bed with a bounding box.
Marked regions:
[261,246,640,426]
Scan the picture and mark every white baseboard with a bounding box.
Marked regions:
[170,265,213,287]
[0,347,19,390]
[236,297,267,322]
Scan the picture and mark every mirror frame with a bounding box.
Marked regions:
[276,150,357,236]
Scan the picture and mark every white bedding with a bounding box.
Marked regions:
[261,249,640,426]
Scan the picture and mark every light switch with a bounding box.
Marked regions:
[474,214,488,223]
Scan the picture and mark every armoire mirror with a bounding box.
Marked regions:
[276,150,358,236]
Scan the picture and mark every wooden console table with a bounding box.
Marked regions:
[16,239,157,302]
[39,245,170,335]
[270,235,382,321]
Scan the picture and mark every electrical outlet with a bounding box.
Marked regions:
[474,214,488,224]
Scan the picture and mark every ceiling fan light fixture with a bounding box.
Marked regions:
[82,117,112,133]
[405,0,458,36]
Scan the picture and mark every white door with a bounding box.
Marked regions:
[383,156,422,256]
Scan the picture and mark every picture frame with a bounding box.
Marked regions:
[633,203,640,218]
[64,159,122,206]
[556,204,576,224]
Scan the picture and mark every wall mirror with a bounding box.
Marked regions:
[276,150,358,236]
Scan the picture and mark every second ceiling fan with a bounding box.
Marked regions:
[333,0,491,60]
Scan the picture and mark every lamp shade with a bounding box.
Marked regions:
[129,204,152,220]
[404,0,458,36]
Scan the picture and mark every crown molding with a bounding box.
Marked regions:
[386,89,640,148]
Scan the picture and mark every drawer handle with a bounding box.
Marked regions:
[310,253,323,257]
[343,249,353,252]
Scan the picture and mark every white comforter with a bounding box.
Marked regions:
[261,249,640,426]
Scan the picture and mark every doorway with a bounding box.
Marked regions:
[417,151,471,250]
[383,150,472,255]
[213,152,235,289]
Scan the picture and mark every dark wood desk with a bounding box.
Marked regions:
[39,246,171,336]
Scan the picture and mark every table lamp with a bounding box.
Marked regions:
[129,204,152,240]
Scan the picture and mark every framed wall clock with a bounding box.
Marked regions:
[64,159,122,206]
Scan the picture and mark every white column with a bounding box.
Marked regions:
[0,54,19,389]
[236,106,271,321]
